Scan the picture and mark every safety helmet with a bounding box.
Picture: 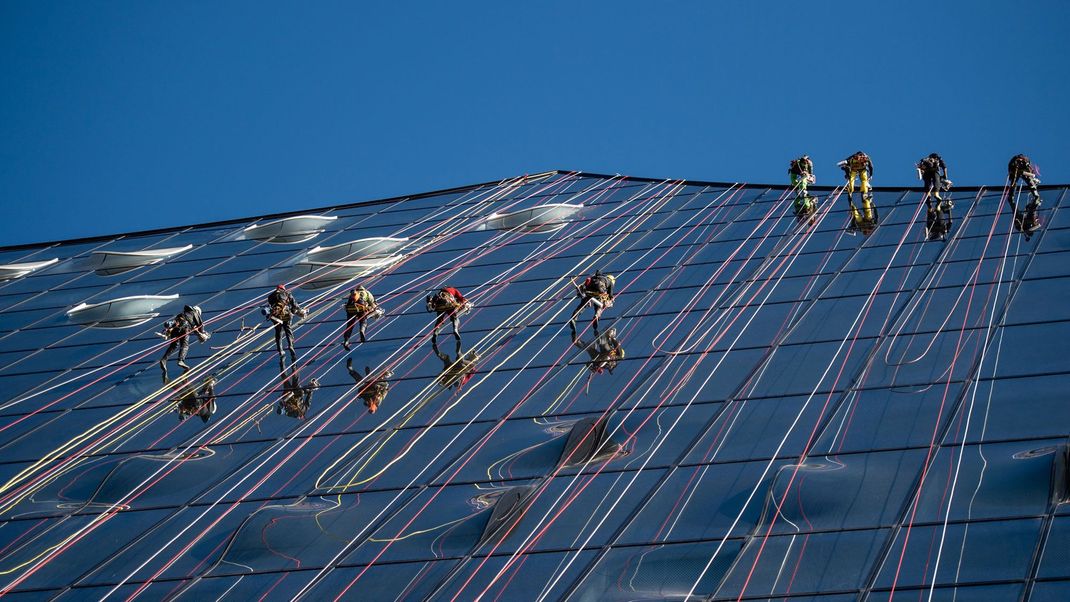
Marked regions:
[802,154,810,160]
[605,274,616,286]
[276,284,286,290]
[356,285,367,291]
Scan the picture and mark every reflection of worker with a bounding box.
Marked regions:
[426,286,471,346]
[263,284,304,364]
[432,337,479,390]
[174,375,217,423]
[572,327,625,375]
[276,368,319,419]
[342,285,380,350]
[925,204,952,241]
[569,270,615,337]
[347,358,391,414]
[158,305,210,374]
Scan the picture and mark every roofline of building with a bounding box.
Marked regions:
[3,169,1064,252]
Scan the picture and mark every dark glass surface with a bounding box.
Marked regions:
[0,178,1066,597]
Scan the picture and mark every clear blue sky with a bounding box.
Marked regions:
[2,1,1067,245]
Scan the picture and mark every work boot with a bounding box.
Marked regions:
[342,340,351,351]
[177,360,191,371]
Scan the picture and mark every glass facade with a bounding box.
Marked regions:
[0,171,1067,600]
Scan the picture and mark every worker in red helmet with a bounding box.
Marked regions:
[426,286,471,346]
[569,270,615,337]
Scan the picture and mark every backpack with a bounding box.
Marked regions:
[429,290,457,312]
[346,290,372,314]
[848,153,869,170]
[269,291,294,321]
[585,275,609,294]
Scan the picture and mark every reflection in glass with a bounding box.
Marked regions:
[239,214,338,244]
[276,366,319,419]
[66,294,178,328]
[570,540,742,601]
[347,358,391,414]
[0,258,59,280]
[479,203,583,233]
[171,374,217,423]
[305,236,409,262]
[87,245,192,276]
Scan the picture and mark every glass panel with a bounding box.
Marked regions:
[1006,275,1070,325]
[569,540,744,601]
[815,384,963,454]
[618,460,791,544]
[685,395,837,463]
[475,470,664,555]
[301,559,458,601]
[344,481,531,565]
[202,422,493,502]
[716,528,888,598]
[873,519,1041,588]
[79,499,281,584]
[760,450,926,533]
[912,439,1063,523]
[1030,580,1070,602]
[978,321,1070,379]
[206,491,401,577]
[948,375,1070,443]
[432,405,714,485]
[430,551,595,602]
[862,328,984,389]
[881,583,1024,602]
[741,339,874,399]
[1038,516,1070,579]
[0,509,170,591]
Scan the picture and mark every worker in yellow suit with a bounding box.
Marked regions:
[838,151,875,224]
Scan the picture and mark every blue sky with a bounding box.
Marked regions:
[2,1,1067,245]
